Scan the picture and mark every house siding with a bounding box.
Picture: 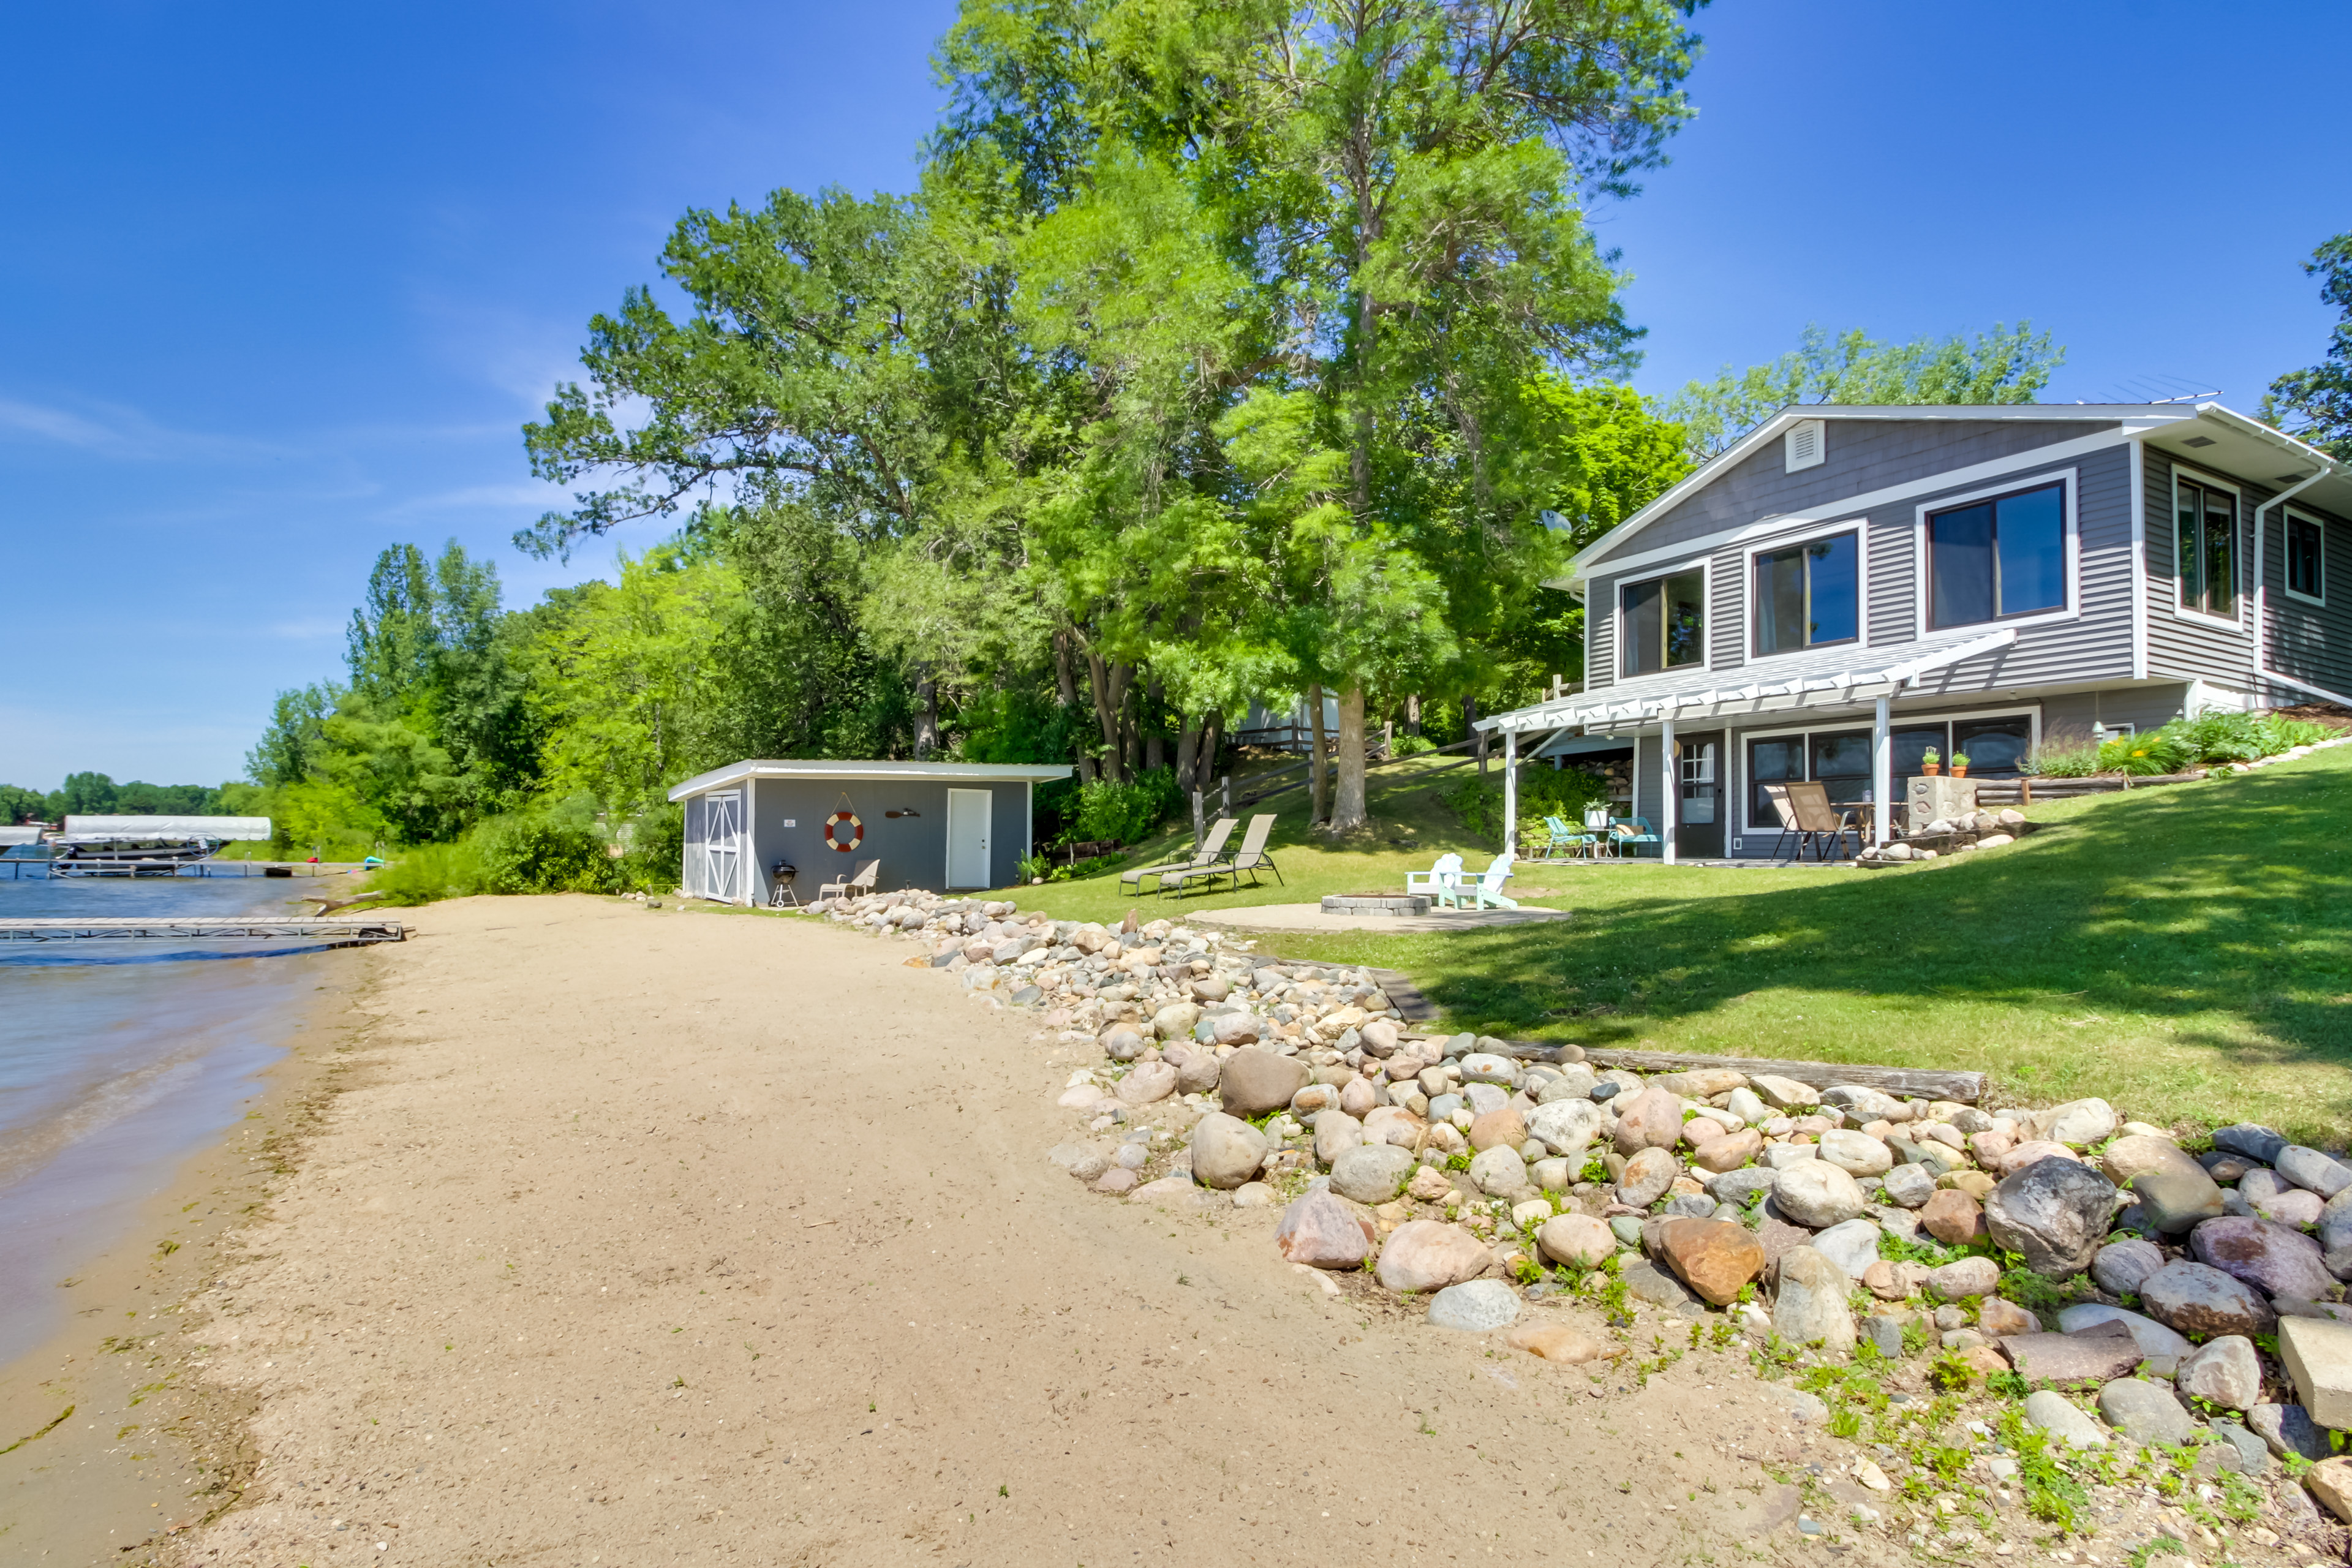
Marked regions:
[2143,449,2261,688]
[2040,685,2195,747]
[2265,500,2352,698]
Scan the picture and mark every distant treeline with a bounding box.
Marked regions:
[0,774,247,826]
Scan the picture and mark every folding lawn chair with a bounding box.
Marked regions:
[818,859,880,900]
[1784,782,1860,863]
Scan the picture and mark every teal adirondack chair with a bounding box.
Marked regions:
[1540,814,1594,861]
[1406,852,1465,907]
[1465,851,1518,908]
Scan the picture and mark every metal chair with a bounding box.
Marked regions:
[1609,816,1662,859]
[1784,783,1860,863]
[1759,785,1801,864]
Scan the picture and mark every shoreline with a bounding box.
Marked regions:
[0,948,377,1565]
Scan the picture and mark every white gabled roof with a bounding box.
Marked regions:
[1479,627,2020,734]
[669,759,1072,801]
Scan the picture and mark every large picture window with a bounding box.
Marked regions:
[2286,514,2326,603]
[1928,481,2066,628]
[1754,532,1859,655]
[1621,568,1705,676]
[2175,477,2238,619]
[1744,714,2035,837]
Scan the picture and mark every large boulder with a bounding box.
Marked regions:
[1330,1142,1417,1205]
[1615,1147,1679,1208]
[1985,1156,2117,1278]
[1611,1086,1686,1155]
[1188,1112,1270,1190]
[1536,1213,1617,1270]
[1773,1160,1867,1229]
[2191,1216,2336,1302]
[1376,1220,1493,1292]
[1274,1189,1374,1269]
[1218,1049,1310,1117]
[1771,1246,1856,1352]
[2139,1259,2278,1341]
[1656,1218,1765,1305]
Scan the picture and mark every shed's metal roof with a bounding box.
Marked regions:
[669,759,1072,801]
[1479,627,2021,735]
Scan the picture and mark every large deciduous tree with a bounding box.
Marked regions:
[2263,232,2352,461]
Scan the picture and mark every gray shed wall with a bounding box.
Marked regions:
[737,776,1031,901]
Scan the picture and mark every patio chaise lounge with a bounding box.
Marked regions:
[1165,813,1281,897]
[1120,816,1237,897]
[818,858,879,900]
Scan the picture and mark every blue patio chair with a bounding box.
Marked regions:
[1610,815,1662,859]
[1465,851,1519,908]
[1539,814,1591,861]
[1406,852,1466,907]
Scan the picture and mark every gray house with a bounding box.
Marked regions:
[1479,402,2351,861]
[668,760,1071,903]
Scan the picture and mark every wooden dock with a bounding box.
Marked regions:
[0,916,406,946]
[2,858,373,880]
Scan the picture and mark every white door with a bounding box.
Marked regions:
[704,790,742,904]
[946,788,991,889]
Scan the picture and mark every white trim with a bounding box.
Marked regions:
[1740,519,1869,663]
[1572,426,2140,589]
[1732,704,2040,837]
[1614,557,1715,681]
[2282,507,2329,607]
[671,758,1070,802]
[1912,467,2081,638]
[2128,438,2149,679]
[2166,466,2251,635]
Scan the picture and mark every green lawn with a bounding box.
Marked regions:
[1018,746,2352,1143]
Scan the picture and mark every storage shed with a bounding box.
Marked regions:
[666,760,1072,905]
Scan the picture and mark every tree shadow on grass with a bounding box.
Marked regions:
[1419,761,2352,1093]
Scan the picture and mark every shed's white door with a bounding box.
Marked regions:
[946,788,991,889]
[704,790,742,904]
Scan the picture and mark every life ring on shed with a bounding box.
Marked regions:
[824,811,864,853]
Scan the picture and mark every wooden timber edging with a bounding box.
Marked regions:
[1354,965,1986,1104]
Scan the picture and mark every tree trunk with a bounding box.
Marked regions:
[912,668,938,760]
[1333,682,1368,830]
[1306,685,1330,824]
[1084,650,1131,785]
[1053,628,1080,708]
[1143,677,1166,773]
[1196,710,1222,794]
[1406,693,1421,736]
[1173,718,1199,789]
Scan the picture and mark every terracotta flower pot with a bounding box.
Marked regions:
[1922,763,1940,776]
[1951,764,1968,778]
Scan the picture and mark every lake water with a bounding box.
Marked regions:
[0,870,344,1363]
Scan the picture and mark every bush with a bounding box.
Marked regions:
[2097,729,2197,775]
[367,840,485,905]
[2026,744,2101,778]
[1442,765,1613,841]
[1389,733,1437,757]
[1067,766,1186,846]
[470,812,617,894]
[614,802,684,892]
[2028,712,2331,778]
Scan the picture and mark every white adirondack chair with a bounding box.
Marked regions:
[1405,852,1464,907]
[1465,851,1518,909]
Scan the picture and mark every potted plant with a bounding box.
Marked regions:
[1950,752,1970,778]
[1921,747,1941,777]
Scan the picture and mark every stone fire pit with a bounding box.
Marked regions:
[1319,893,1432,916]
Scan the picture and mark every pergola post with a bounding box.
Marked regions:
[1660,710,1678,865]
[1502,728,1518,855]
[1872,695,1893,849]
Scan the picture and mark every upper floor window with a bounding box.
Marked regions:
[1928,481,2066,629]
[2286,513,2326,603]
[1621,568,1705,676]
[2176,477,2237,619]
[1754,532,1858,656]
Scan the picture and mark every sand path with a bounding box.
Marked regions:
[167,894,1818,1566]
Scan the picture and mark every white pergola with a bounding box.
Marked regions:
[1474,627,2020,863]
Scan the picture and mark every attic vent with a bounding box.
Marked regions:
[1784,418,1825,472]
[2180,435,2215,448]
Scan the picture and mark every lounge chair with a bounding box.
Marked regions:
[1464,851,1518,908]
[1784,783,1859,862]
[818,859,879,900]
[1540,813,1595,861]
[1119,817,1236,897]
[1165,813,1281,897]
[1759,785,1801,864]
[1406,853,1464,906]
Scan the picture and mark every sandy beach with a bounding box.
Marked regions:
[18,894,1817,1566]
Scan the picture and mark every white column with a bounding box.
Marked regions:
[1659,712,1678,865]
[1501,728,1518,854]
[1872,696,1893,849]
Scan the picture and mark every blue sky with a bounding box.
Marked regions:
[4,1,2346,790]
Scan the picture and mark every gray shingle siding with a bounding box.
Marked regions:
[2143,449,2260,689]
[2265,499,2352,698]
[1585,417,2119,567]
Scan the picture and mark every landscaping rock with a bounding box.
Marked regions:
[1921,1189,1988,1246]
[1692,1127,1764,1173]
[1468,1106,1526,1153]
[1218,1049,1310,1116]
[1772,1246,1856,1352]
[2211,1123,2289,1165]
[1926,1256,2000,1301]
[1656,1218,1765,1305]
[1526,1098,1607,1159]
[1458,1052,1518,1085]
[1811,1219,1883,1280]
[1821,1085,1903,1121]
[2037,1097,2118,1148]
[2097,1377,2201,1445]
[1751,1074,1819,1110]
[1427,1278,1521,1332]
[1880,1163,1936,1208]
[1502,1322,1616,1364]
[1469,1145,1529,1197]
[1622,1258,1705,1311]
[1375,1220,1492,1292]
[1117,1061,1178,1106]
[2133,1164,2228,1234]
[1611,1086,1686,1155]
[2002,1321,2143,1384]
[1819,1129,1894,1178]
[1189,1112,1270,1190]
[1774,1161,1867,1229]
[2023,1389,2109,1447]
[2312,1458,2352,1526]
[1705,1167,1779,1208]
[2090,1238,2165,1298]
[1172,1048,1223,1096]
[2247,1402,2333,1462]
[2278,1316,2352,1430]
[1313,1109,1364,1167]
[1536,1213,1616,1270]
[2191,1215,2336,1301]
[1274,1189,1374,1269]
[1616,1146,1679,1208]
[2277,1144,2352,1199]
[2139,1260,2277,1340]
[1330,1142,1417,1204]
[2176,1335,2262,1412]
[1362,1105,1423,1150]
[2056,1304,2192,1358]
[1985,1156,2117,1278]
[1651,1068,1750,1099]
[1153,1000,1202,1039]
[1978,1297,2038,1337]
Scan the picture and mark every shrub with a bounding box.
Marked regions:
[614,802,684,892]
[1390,733,1437,757]
[1443,764,1613,841]
[1067,766,1186,846]
[2097,729,2196,775]
[471,812,617,894]
[2025,744,2101,778]
[367,840,485,905]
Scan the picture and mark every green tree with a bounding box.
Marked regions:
[1667,322,2064,461]
[2263,232,2352,460]
[0,784,47,824]
[247,682,341,786]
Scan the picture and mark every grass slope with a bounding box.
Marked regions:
[1020,748,2352,1141]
